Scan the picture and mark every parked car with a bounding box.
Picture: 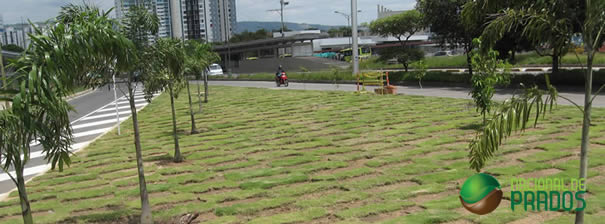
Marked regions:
[433,51,454,56]
[207,64,224,76]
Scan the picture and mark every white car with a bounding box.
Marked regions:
[207,64,224,76]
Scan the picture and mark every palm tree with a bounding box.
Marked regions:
[184,40,219,131]
[118,5,160,223]
[145,38,186,163]
[0,4,135,223]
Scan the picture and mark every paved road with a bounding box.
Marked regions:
[0,84,156,197]
[207,81,605,108]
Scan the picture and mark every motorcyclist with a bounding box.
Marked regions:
[276,65,285,81]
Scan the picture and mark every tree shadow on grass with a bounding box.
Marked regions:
[59,209,137,224]
[458,123,483,131]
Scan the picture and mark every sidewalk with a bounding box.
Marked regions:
[206,80,605,108]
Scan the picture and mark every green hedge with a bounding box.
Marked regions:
[211,69,605,87]
[387,69,605,86]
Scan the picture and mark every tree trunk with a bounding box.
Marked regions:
[169,85,183,162]
[15,164,33,224]
[197,76,203,113]
[186,81,198,134]
[403,63,409,73]
[204,71,209,103]
[575,53,593,224]
[552,48,560,74]
[127,82,153,224]
[466,52,474,76]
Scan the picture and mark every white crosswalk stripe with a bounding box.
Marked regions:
[0,87,160,193]
[95,103,148,113]
[79,111,132,121]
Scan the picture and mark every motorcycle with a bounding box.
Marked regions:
[275,72,289,87]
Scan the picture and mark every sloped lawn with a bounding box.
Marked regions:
[1,85,605,223]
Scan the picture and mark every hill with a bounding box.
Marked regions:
[235,21,342,34]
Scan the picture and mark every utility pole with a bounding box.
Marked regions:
[222,0,232,76]
[0,43,6,96]
[280,0,285,38]
[351,0,359,75]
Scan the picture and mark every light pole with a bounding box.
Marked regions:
[334,10,361,46]
[351,0,359,75]
[113,74,121,135]
[280,0,289,38]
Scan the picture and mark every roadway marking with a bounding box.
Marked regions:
[79,111,132,121]
[96,103,148,113]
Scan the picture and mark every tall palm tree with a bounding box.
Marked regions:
[119,5,160,223]
[0,4,134,224]
[145,38,186,163]
[184,40,219,132]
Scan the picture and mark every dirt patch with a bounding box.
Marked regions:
[312,159,369,176]
[192,211,220,223]
[507,211,562,224]
[378,160,414,170]
[368,181,420,193]
[360,205,424,223]
[301,188,346,201]
[402,136,436,146]
[546,155,578,165]
[63,193,115,203]
[443,219,476,224]
[409,190,454,205]
[110,174,138,184]
[309,214,341,224]
[413,150,452,159]
[503,149,544,160]
[519,168,562,179]
[220,197,264,207]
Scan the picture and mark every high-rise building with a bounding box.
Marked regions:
[209,0,236,42]
[115,0,235,42]
[115,0,172,38]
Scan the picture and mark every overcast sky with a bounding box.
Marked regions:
[0,0,416,26]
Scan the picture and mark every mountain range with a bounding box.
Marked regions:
[235,21,343,34]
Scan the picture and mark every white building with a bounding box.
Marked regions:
[115,0,235,43]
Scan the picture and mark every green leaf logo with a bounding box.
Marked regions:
[459,173,503,215]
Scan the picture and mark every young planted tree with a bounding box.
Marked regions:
[0,5,135,223]
[370,10,424,72]
[145,38,186,163]
[410,60,428,89]
[183,40,219,117]
[469,39,511,124]
[467,1,605,223]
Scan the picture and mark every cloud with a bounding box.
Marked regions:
[0,0,115,24]
[0,0,416,25]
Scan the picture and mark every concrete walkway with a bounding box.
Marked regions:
[206,80,605,108]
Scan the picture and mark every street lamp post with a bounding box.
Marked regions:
[113,74,121,136]
[351,0,359,75]
[280,0,289,38]
[334,10,361,47]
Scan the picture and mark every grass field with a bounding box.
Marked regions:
[1,86,605,223]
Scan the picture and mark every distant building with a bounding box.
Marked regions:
[0,21,48,49]
[377,4,405,19]
[209,0,236,42]
[115,0,172,38]
[115,0,235,43]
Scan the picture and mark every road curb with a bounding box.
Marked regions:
[64,88,96,101]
